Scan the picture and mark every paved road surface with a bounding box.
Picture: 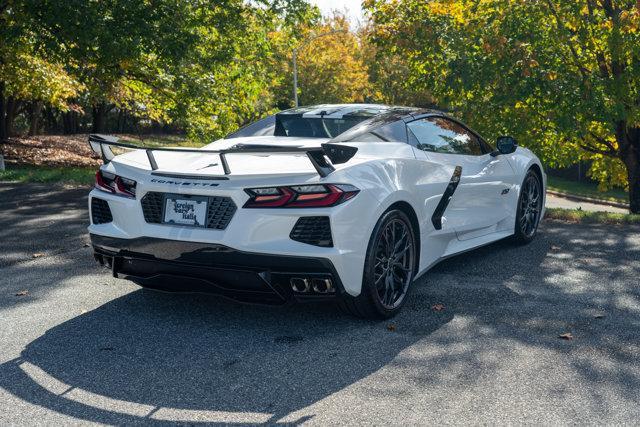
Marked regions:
[1,182,639,425]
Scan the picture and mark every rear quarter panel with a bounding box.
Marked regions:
[343,156,459,277]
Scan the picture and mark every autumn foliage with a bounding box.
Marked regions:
[365,0,640,212]
[2,0,640,211]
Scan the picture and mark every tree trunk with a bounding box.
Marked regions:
[0,81,6,141]
[117,108,124,133]
[92,102,112,133]
[28,101,43,136]
[44,106,58,133]
[5,97,19,136]
[63,111,77,134]
[620,128,640,214]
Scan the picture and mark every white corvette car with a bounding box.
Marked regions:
[88,104,545,318]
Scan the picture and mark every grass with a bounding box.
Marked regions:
[0,165,95,185]
[545,207,640,225]
[547,176,628,204]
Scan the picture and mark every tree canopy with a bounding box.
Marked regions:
[0,0,322,140]
[2,0,640,211]
[364,0,640,212]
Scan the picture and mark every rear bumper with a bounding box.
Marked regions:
[91,234,344,305]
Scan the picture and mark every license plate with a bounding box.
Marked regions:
[164,197,208,227]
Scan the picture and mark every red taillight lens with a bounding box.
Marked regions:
[95,170,136,198]
[95,170,115,193]
[115,176,136,197]
[243,184,359,208]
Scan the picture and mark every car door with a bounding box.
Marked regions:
[407,116,515,240]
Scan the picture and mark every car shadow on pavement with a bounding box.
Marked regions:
[1,222,639,424]
[0,287,455,424]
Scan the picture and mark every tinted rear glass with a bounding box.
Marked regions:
[342,120,408,143]
[226,115,275,139]
[330,109,417,143]
[225,106,421,141]
[274,115,372,138]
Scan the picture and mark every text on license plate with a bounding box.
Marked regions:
[164,197,208,227]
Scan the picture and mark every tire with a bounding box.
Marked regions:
[513,169,543,244]
[339,209,418,319]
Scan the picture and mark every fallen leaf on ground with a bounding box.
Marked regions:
[386,324,396,331]
[559,332,574,340]
[1,136,102,168]
[431,303,445,312]
[594,314,606,319]
[32,253,45,258]
[15,290,29,296]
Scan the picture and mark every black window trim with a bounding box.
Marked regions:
[405,113,492,156]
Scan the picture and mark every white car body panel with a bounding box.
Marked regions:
[88,105,546,301]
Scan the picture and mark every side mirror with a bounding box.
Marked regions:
[491,136,517,157]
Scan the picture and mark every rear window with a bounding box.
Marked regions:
[225,106,417,141]
[274,115,372,138]
[330,110,416,144]
[342,120,408,143]
[226,115,275,139]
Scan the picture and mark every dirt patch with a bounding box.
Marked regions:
[1,135,102,168]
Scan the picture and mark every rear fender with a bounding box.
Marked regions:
[344,158,458,273]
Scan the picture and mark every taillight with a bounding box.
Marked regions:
[95,170,136,198]
[243,184,359,208]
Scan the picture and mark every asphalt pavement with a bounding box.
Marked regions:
[1,182,639,425]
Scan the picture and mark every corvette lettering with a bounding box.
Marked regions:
[150,178,219,187]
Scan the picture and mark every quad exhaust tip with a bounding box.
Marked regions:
[312,278,334,293]
[290,278,310,293]
[290,277,335,294]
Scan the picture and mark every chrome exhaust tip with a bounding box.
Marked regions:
[312,278,334,294]
[290,278,310,293]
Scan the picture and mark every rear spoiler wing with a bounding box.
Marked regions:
[88,134,357,178]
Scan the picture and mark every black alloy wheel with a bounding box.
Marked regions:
[339,209,417,319]
[373,217,415,309]
[514,170,543,243]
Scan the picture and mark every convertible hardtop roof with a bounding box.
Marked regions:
[225,103,449,141]
[277,104,447,142]
[278,103,441,120]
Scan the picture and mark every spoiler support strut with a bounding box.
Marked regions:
[219,153,231,175]
[145,149,159,170]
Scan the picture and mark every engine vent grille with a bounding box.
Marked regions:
[141,192,164,223]
[290,216,333,247]
[206,196,237,230]
[91,198,113,224]
[141,192,237,230]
